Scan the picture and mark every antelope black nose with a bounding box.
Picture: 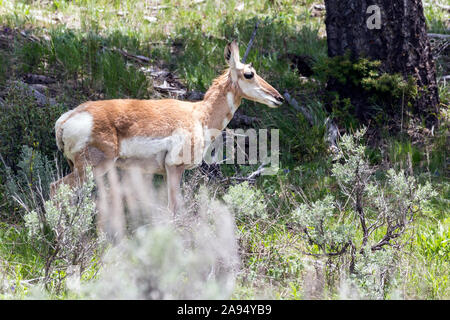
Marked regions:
[275,95,284,103]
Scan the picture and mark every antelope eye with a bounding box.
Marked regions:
[244,71,254,79]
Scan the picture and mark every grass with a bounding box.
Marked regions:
[424,2,450,34]
[0,0,449,299]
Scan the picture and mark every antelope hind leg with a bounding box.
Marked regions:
[165,164,185,214]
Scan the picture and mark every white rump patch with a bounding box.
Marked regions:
[55,109,75,131]
[61,111,93,161]
[55,109,76,150]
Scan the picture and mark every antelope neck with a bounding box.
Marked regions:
[197,74,242,132]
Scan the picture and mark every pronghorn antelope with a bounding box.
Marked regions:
[51,40,284,212]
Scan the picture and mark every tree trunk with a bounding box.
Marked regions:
[324,0,440,127]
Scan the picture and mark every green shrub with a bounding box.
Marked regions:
[350,246,398,300]
[223,181,267,223]
[0,85,65,171]
[314,53,418,127]
[1,145,55,219]
[23,167,102,289]
[293,195,354,253]
[314,53,417,102]
[291,128,437,298]
[0,83,65,219]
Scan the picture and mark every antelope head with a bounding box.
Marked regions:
[224,40,284,108]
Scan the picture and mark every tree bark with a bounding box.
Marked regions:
[324,0,440,127]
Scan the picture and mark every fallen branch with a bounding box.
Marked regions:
[153,80,185,94]
[103,46,151,63]
[439,75,450,82]
[220,163,267,184]
[247,163,267,180]
[428,33,450,39]
[191,0,206,5]
[283,91,314,125]
[241,20,259,63]
[326,117,339,150]
[117,48,150,63]
[24,73,56,84]
[312,4,326,11]
[19,30,40,43]
[437,3,450,10]
[284,90,339,149]
[146,5,169,10]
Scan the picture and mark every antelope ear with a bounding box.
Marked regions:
[224,40,241,69]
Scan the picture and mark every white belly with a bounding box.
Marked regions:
[118,130,205,173]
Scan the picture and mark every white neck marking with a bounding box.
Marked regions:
[226,92,237,114]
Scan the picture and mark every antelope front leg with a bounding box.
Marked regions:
[165,164,185,214]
